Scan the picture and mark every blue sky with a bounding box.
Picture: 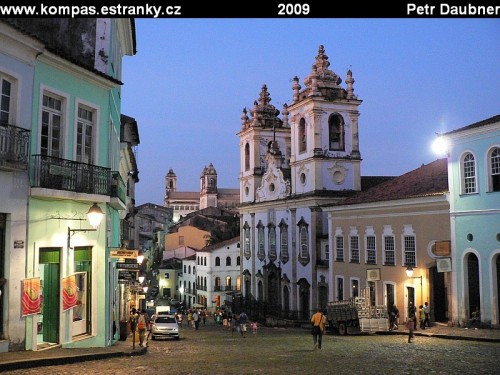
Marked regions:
[121,18,500,206]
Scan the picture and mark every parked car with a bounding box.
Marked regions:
[151,314,180,340]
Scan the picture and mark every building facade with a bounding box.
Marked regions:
[238,45,365,319]
[440,115,500,327]
[164,164,239,222]
[0,19,136,352]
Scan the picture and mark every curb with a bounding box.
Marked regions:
[375,330,500,343]
[0,346,147,372]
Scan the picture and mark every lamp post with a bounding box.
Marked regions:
[67,203,104,250]
[406,266,423,306]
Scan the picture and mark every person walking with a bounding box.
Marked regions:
[407,313,416,343]
[389,304,399,330]
[137,309,148,347]
[423,302,430,328]
[230,314,238,336]
[311,307,326,350]
[129,308,139,348]
[419,305,425,329]
[193,309,200,330]
[239,311,248,337]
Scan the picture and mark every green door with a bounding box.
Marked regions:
[39,248,60,344]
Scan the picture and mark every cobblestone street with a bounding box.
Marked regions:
[3,321,499,375]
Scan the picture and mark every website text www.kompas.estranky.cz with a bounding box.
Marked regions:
[0,4,182,18]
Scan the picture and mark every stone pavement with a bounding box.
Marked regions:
[0,336,147,373]
[0,323,498,372]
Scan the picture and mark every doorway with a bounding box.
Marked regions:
[38,247,61,346]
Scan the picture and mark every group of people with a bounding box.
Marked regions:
[129,307,150,347]
[221,311,255,337]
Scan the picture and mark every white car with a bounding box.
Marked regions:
[151,314,180,340]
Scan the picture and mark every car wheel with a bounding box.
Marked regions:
[152,335,155,340]
[175,336,180,340]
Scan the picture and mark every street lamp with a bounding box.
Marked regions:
[406,266,423,305]
[67,203,104,250]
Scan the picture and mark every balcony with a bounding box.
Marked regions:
[0,122,30,171]
[110,171,126,210]
[30,154,110,196]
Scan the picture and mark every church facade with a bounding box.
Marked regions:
[238,45,364,319]
[164,164,239,222]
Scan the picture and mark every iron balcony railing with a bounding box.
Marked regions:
[111,171,126,204]
[0,122,30,170]
[30,154,111,195]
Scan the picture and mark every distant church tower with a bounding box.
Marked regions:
[164,168,177,206]
[288,45,362,193]
[199,163,218,209]
[237,84,291,204]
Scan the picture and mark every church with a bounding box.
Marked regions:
[164,164,239,222]
[238,45,385,319]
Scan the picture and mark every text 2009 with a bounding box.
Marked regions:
[278,3,310,15]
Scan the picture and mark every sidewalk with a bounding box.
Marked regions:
[377,322,500,343]
[0,337,147,373]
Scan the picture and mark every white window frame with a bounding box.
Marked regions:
[461,151,477,194]
[40,89,68,158]
[0,70,18,125]
[350,277,360,298]
[364,226,376,265]
[299,225,309,258]
[488,146,500,192]
[401,225,416,267]
[349,227,359,263]
[335,227,344,262]
[336,276,345,301]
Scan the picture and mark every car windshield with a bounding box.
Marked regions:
[155,316,176,324]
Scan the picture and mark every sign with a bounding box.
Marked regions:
[118,270,138,281]
[110,249,138,259]
[433,241,451,257]
[437,258,452,273]
[366,268,381,281]
[14,240,24,249]
[117,262,139,270]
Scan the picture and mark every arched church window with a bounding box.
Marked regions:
[245,143,250,171]
[299,118,307,153]
[329,114,344,151]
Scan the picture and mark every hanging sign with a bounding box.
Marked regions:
[110,249,138,259]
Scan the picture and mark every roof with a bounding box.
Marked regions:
[443,114,500,136]
[331,159,448,206]
[167,191,199,200]
[201,236,240,252]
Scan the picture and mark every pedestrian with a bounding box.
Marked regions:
[222,311,228,330]
[252,321,258,335]
[230,314,238,336]
[409,302,417,330]
[419,305,425,329]
[129,307,139,347]
[201,309,206,325]
[193,309,200,330]
[423,302,430,328]
[137,309,148,347]
[239,311,248,337]
[187,310,193,328]
[407,313,416,343]
[310,307,326,350]
[389,304,399,330]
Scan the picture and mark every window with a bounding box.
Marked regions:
[237,256,240,266]
[366,235,376,264]
[350,236,359,263]
[462,152,477,194]
[403,235,416,267]
[243,223,251,259]
[299,225,309,258]
[490,147,500,192]
[215,257,220,266]
[226,276,232,290]
[298,118,307,153]
[226,256,231,266]
[336,277,344,301]
[328,114,344,151]
[164,272,170,279]
[0,74,14,124]
[268,225,276,260]
[335,235,344,261]
[244,143,250,171]
[214,277,221,291]
[279,222,289,263]
[384,235,395,265]
[257,221,265,261]
[41,93,63,157]
[324,244,329,262]
[351,278,359,298]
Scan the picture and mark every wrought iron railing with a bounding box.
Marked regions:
[30,154,111,195]
[0,122,30,170]
[111,171,126,203]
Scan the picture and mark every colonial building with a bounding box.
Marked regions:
[164,164,239,222]
[238,45,383,319]
[439,114,500,327]
[0,18,136,352]
[324,159,451,325]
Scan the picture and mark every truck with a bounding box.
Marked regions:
[326,288,388,335]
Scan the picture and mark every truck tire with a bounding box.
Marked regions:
[338,322,347,335]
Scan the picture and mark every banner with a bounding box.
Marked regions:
[62,274,78,311]
[21,277,41,316]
